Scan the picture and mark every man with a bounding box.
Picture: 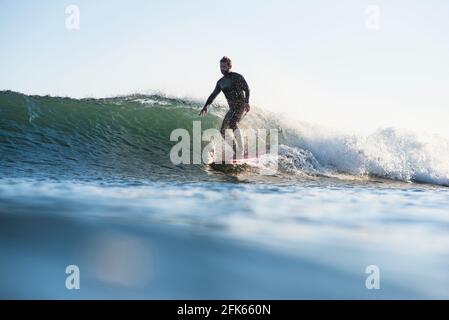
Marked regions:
[199,56,250,160]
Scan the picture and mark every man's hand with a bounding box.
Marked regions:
[244,103,250,113]
[199,106,208,116]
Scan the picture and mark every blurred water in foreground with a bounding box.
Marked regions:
[1,178,449,299]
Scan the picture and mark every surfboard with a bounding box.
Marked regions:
[209,162,252,174]
[208,155,262,174]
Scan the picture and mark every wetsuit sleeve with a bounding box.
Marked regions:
[204,82,221,107]
[239,74,250,103]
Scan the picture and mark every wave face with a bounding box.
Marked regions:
[1,90,449,186]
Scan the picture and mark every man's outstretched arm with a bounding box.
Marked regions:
[199,83,221,115]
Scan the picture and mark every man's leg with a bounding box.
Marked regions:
[220,110,233,138]
[220,110,234,162]
[228,105,246,160]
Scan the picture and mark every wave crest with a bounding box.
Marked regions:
[1,91,449,186]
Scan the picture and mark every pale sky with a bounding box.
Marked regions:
[1,0,448,137]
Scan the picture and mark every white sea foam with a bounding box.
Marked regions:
[239,106,449,185]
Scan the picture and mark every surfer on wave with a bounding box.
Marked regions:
[199,56,250,160]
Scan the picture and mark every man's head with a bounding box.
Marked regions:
[220,56,232,75]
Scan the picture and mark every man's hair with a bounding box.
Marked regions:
[220,56,232,66]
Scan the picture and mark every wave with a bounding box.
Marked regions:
[1,90,449,186]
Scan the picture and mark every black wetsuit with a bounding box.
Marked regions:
[204,72,250,133]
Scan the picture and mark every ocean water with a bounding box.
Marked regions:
[1,90,449,299]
